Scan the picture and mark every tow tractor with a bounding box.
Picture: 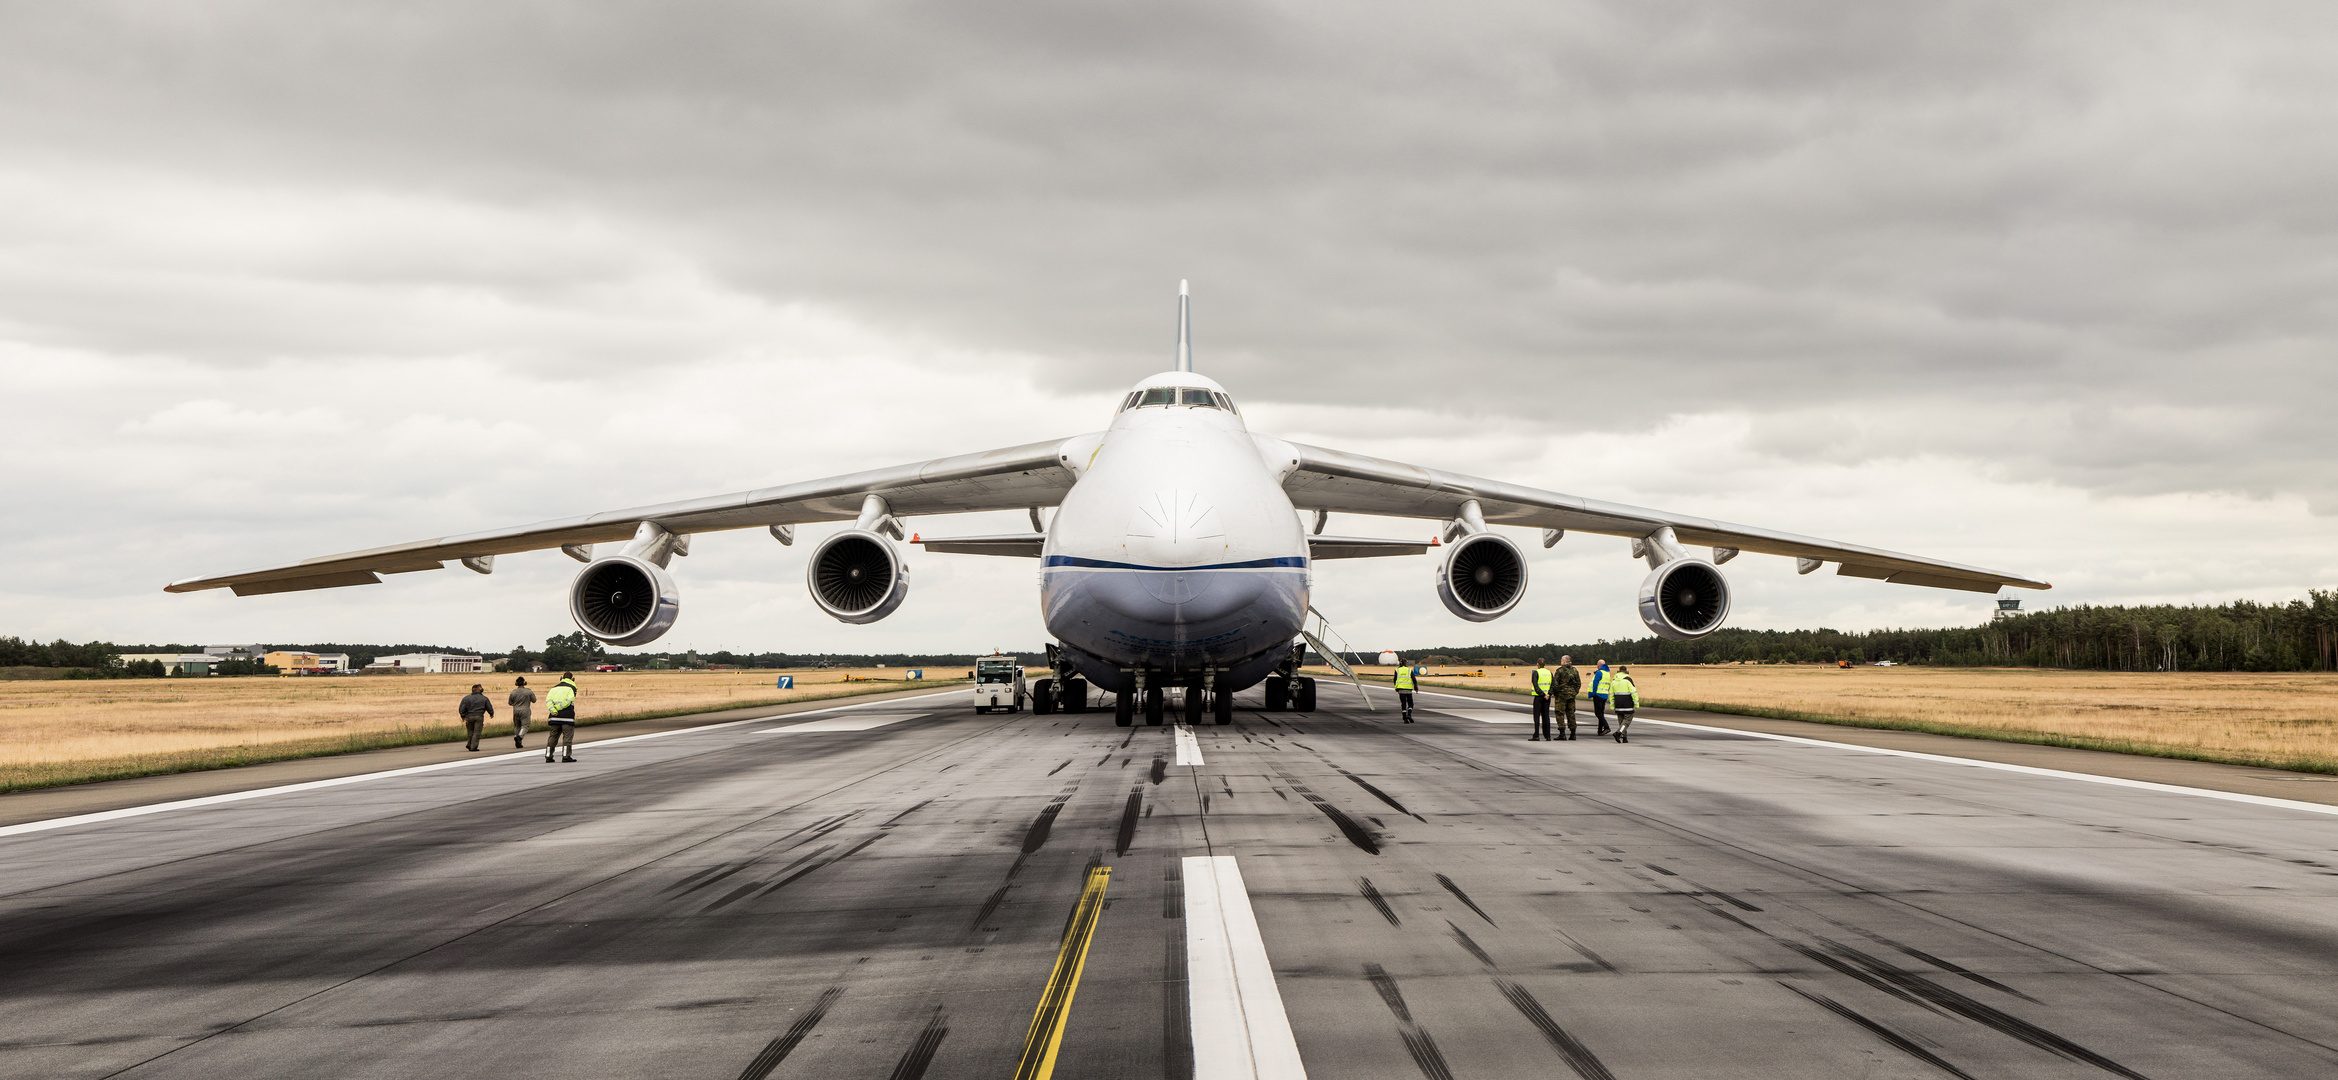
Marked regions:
[973,654,1027,714]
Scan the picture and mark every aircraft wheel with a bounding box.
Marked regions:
[1065,680,1089,713]
[1263,676,1289,711]
[1183,686,1204,725]
[1144,687,1165,725]
[1295,677,1317,712]
[1033,679,1056,715]
[1115,691,1134,727]
[1214,688,1234,725]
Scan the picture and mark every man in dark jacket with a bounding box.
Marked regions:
[458,684,495,752]
[507,676,536,748]
[1554,656,1582,741]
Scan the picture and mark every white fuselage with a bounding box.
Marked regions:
[1039,373,1309,694]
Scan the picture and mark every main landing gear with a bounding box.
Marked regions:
[1032,677,1089,716]
[1261,675,1316,712]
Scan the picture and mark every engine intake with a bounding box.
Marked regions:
[569,555,681,646]
[1639,558,1730,639]
[809,529,910,623]
[1436,532,1527,621]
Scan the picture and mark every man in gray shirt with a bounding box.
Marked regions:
[507,677,536,748]
[459,684,495,752]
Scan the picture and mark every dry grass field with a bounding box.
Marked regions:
[1323,663,2338,774]
[0,667,961,792]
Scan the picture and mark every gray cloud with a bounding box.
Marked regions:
[0,1,2332,648]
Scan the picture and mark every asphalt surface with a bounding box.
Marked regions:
[4,681,2337,1079]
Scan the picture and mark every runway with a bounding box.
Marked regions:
[4,681,2337,1079]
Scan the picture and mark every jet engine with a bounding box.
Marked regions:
[569,555,681,646]
[1638,558,1730,639]
[1436,532,1527,621]
[809,529,910,624]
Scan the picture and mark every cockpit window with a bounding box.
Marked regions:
[1120,391,1142,412]
[1214,392,1238,413]
[1137,387,1179,407]
[1178,388,1219,408]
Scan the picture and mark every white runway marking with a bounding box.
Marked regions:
[1400,687,2338,818]
[1175,725,1205,765]
[1184,855,1308,1080]
[1436,709,1529,724]
[0,690,963,839]
[752,714,918,734]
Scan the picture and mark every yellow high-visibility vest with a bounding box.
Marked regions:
[1533,667,1553,693]
[1394,666,1415,690]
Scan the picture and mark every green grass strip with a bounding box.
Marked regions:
[0,679,966,795]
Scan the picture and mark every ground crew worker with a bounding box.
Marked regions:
[507,676,536,748]
[1587,660,1612,734]
[1554,655,1582,740]
[544,672,579,762]
[1609,665,1640,743]
[1392,659,1417,723]
[1530,659,1556,741]
[458,683,494,752]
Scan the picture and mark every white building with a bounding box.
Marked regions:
[313,653,352,672]
[368,653,486,674]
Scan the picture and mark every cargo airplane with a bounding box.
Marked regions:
[168,285,2050,725]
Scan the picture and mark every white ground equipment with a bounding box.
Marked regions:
[973,654,1027,714]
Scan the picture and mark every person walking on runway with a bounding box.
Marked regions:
[544,673,579,762]
[1554,655,1582,740]
[1609,665,1640,743]
[1587,660,1612,735]
[458,683,495,752]
[1529,659,1557,741]
[506,676,536,748]
[1392,657,1418,723]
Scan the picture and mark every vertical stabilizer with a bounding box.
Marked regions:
[1176,280,1192,372]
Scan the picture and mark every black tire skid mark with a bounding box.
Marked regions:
[1275,769,1383,855]
[1115,787,1144,857]
[1337,768,1428,822]
[1446,921,1496,968]
[1434,873,1496,926]
[1356,876,1402,926]
[1778,982,1977,1080]
[734,985,843,1080]
[1364,963,1459,1080]
[1496,978,1617,1080]
[885,1005,950,1080]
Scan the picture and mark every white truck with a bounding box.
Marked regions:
[973,654,1027,714]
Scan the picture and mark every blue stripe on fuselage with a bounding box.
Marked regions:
[1041,555,1307,571]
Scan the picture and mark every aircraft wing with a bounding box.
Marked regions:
[1274,440,2049,593]
[165,436,1096,596]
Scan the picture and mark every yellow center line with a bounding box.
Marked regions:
[1011,866,1113,1080]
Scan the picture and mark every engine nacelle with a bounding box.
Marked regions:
[569,555,681,646]
[1436,532,1527,621]
[808,529,910,624]
[1638,558,1730,639]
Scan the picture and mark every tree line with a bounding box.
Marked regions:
[1404,591,2338,672]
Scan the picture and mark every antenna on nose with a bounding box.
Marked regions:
[1176,280,1192,372]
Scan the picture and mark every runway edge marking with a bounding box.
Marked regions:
[1401,686,2338,818]
[0,690,963,839]
[1184,854,1309,1080]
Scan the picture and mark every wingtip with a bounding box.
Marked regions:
[1179,278,1188,295]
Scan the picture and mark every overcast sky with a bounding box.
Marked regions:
[3,1,2333,655]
